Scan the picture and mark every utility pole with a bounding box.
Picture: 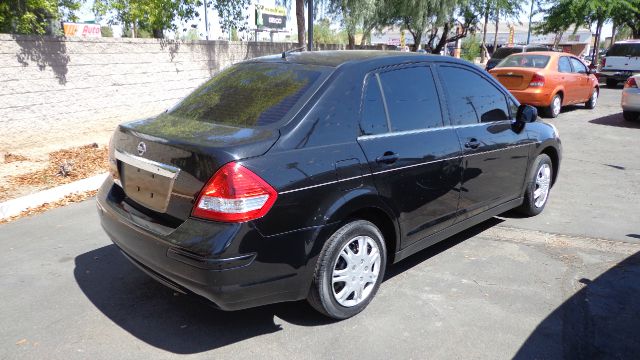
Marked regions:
[526,0,534,44]
[203,0,209,40]
[307,0,313,50]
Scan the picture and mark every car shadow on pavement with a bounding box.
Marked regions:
[514,250,640,359]
[589,112,640,129]
[74,244,334,354]
[74,217,504,354]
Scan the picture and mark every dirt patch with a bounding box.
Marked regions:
[4,153,30,163]
[0,144,108,202]
[0,190,98,224]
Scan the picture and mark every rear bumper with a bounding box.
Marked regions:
[600,71,639,82]
[508,88,553,107]
[621,88,640,112]
[96,179,335,311]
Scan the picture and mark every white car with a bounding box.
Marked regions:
[621,75,640,121]
[602,40,640,88]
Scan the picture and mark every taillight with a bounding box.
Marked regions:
[625,77,638,88]
[192,162,277,222]
[529,73,545,87]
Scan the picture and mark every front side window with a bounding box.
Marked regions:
[439,66,510,125]
[570,57,588,74]
[558,57,572,73]
[378,66,443,131]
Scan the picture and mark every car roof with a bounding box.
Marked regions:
[246,50,468,68]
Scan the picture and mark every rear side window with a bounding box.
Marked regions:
[439,66,510,125]
[378,67,443,131]
[361,76,388,135]
[167,63,327,128]
[558,57,572,73]
[607,43,640,57]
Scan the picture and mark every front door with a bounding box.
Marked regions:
[437,64,532,221]
[569,57,592,102]
[357,65,462,248]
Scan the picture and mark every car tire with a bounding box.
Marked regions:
[517,154,553,217]
[307,220,387,319]
[623,110,640,121]
[606,78,618,88]
[543,94,562,118]
[585,88,598,109]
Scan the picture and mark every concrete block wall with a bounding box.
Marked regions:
[0,34,344,154]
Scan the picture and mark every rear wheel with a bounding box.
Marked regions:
[585,88,598,109]
[623,110,640,121]
[606,78,618,88]
[543,94,562,118]
[517,154,553,217]
[307,220,387,319]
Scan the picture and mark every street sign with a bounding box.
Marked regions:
[63,23,101,37]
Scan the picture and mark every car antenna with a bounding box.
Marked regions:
[282,46,305,60]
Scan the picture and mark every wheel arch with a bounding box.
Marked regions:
[539,145,560,186]
[323,189,401,264]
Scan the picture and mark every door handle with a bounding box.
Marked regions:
[464,138,480,149]
[376,151,398,164]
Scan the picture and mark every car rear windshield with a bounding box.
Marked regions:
[607,43,640,57]
[492,47,524,59]
[167,62,329,128]
[496,54,550,68]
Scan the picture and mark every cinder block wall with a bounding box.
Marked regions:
[0,34,344,153]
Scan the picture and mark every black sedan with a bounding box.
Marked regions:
[97,51,562,319]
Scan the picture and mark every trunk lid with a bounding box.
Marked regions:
[490,68,538,90]
[111,118,280,222]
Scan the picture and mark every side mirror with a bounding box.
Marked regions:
[516,104,537,123]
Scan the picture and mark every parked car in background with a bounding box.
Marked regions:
[489,51,599,118]
[621,75,640,121]
[485,44,552,71]
[600,40,640,88]
[97,51,562,320]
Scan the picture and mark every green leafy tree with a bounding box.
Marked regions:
[101,26,114,37]
[461,34,481,60]
[537,0,632,64]
[0,0,81,35]
[94,0,251,38]
[313,17,345,44]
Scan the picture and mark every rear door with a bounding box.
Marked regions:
[357,65,462,247]
[437,64,531,221]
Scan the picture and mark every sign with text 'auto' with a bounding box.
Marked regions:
[255,5,287,29]
[63,23,101,37]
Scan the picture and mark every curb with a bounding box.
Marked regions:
[0,173,108,220]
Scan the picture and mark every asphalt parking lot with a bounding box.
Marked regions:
[1,87,639,359]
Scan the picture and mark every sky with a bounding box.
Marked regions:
[76,0,613,40]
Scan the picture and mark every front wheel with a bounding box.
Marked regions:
[517,154,553,217]
[543,94,562,118]
[307,220,387,319]
[585,88,598,109]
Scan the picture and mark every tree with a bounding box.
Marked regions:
[94,0,251,39]
[326,0,377,48]
[0,0,81,35]
[537,0,631,64]
[492,0,522,55]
